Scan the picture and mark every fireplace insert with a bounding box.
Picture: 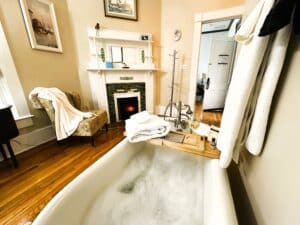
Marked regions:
[117,97,139,121]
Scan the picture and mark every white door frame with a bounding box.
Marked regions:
[188,6,245,108]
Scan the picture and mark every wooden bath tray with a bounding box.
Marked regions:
[124,131,220,159]
[147,131,220,159]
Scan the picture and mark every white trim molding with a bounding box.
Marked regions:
[194,6,245,23]
[0,20,32,123]
[188,6,245,108]
[0,125,56,161]
[15,115,34,129]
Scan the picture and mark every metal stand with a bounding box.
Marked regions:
[163,50,178,118]
[163,50,193,130]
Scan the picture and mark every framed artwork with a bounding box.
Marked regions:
[104,0,138,21]
[19,0,63,53]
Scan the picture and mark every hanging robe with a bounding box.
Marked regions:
[217,0,276,168]
[245,25,292,154]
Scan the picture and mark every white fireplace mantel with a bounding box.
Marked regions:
[87,29,156,123]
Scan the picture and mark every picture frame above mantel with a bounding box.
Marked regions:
[103,0,138,21]
[19,0,63,53]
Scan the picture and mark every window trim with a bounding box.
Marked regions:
[0,20,33,128]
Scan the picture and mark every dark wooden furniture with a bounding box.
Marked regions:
[0,105,19,167]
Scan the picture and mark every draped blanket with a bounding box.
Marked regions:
[29,87,92,140]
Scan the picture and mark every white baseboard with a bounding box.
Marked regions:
[0,125,56,161]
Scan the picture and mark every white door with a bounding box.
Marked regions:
[203,39,235,110]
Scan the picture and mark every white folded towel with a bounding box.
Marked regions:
[29,87,92,140]
[130,110,151,123]
[125,111,170,143]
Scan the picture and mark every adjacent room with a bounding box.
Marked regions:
[0,0,299,225]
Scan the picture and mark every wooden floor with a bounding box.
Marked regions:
[194,101,222,126]
[0,127,124,225]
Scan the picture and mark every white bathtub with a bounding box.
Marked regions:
[32,139,238,225]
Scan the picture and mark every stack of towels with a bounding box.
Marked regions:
[125,111,170,143]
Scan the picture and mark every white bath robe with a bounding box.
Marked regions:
[246,25,292,155]
[217,0,291,167]
[29,87,92,140]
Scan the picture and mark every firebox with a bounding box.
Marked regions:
[114,91,141,122]
[107,83,145,123]
[117,97,139,121]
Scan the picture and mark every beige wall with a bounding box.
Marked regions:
[0,0,244,131]
[0,0,81,131]
[160,0,244,106]
[240,0,300,225]
[66,0,161,109]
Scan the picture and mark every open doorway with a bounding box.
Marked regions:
[194,18,240,126]
[188,6,244,127]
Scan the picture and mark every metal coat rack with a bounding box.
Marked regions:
[163,50,193,130]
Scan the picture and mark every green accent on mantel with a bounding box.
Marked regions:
[100,48,105,62]
[120,77,134,80]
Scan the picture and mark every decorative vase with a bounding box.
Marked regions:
[141,50,145,63]
[100,48,105,63]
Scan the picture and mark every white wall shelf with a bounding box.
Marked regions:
[88,28,155,70]
[88,35,153,44]
[88,29,153,44]
[87,68,158,72]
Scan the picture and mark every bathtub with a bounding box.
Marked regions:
[32,139,238,225]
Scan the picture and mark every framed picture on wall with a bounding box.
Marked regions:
[103,0,138,21]
[19,0,63,53]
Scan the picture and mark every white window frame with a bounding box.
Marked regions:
[0,20,33,129]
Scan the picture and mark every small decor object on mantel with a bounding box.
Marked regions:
[141,50,145,63]
[100,48,105,62]
[103,0,137,21]
[95,22,101,36]
[105,61,113,68]
[19,0,63,53]
[95,22,100,31]
[141,35,149,41]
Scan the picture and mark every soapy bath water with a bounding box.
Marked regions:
[83,147,205,225]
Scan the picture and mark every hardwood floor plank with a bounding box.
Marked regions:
[194,101,222,126]
[0,127,124,225]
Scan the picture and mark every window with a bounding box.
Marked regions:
[0,69,18,117]
[0,21,33,128]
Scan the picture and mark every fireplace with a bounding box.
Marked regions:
[106,83,146,122]
[87,29,156,123]
[114,92,141,121]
